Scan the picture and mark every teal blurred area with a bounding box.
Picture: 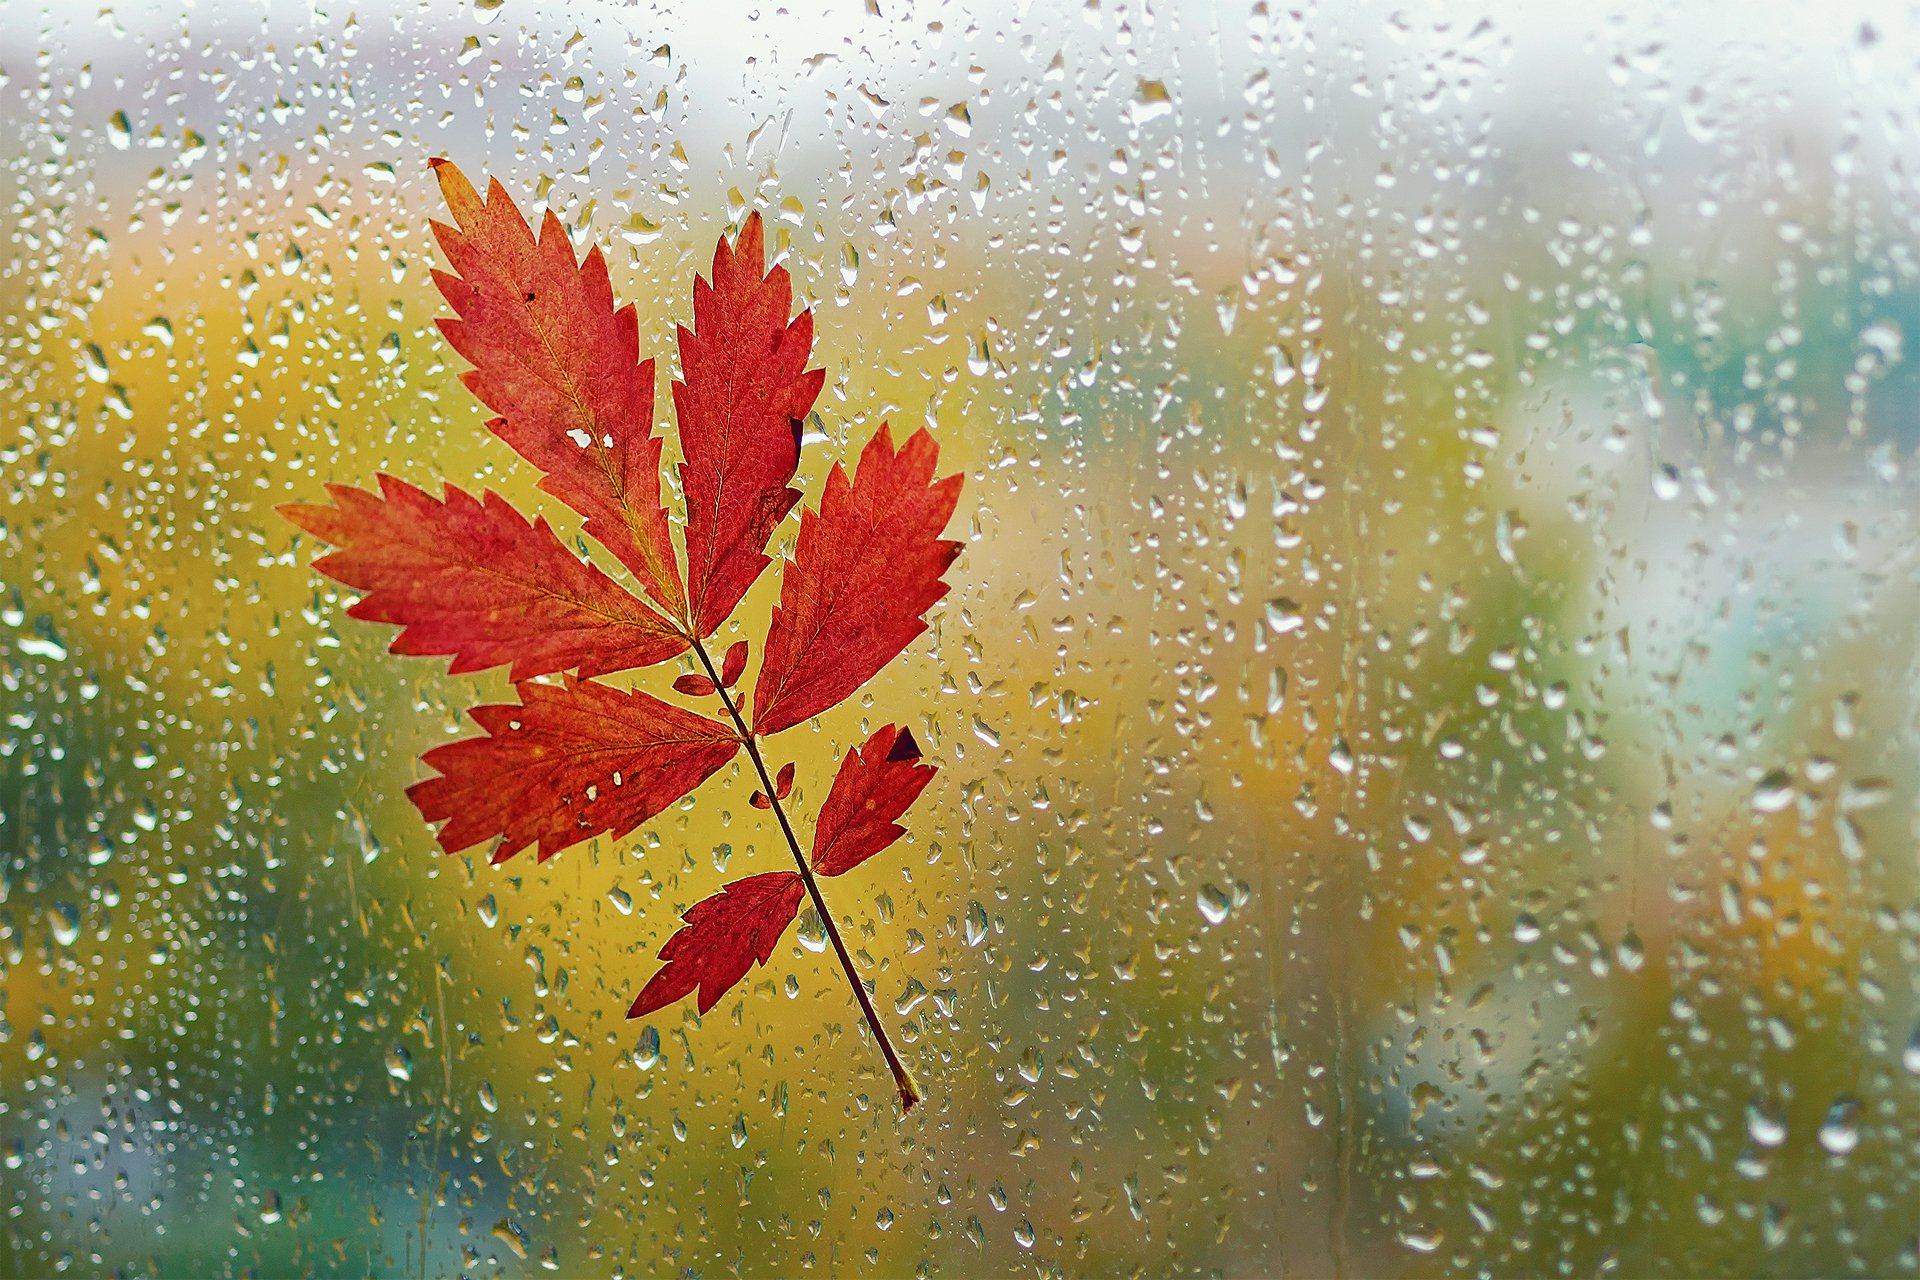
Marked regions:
[2,0,1917,1275]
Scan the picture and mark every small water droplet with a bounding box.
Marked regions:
[49,903,81,946]
[1265,598,1304,634]
[1817,1097,1860,1155]
[963,901,989,948]
[632,1026,660,1070]
[1130,78,1174,124]
[1746,1101,1786,1148]
[1017,1046,1045,1084]
[1751,770,1795,813]
[1197,884,1232,926]
[491,1219,528,1259]
[1400,1230,1444,1255]
[385,1046,413,1081]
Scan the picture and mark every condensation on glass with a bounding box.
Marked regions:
[1,1,1916,1276]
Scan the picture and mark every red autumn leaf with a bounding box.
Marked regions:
[280,475,685,680]
[673,211,826,636]
[429,159,686,617]
[753,425,962,735]
[719,640,749,688]
[628,871,807,1016]
[407,676,739,863]
[811,725,937,877]
[286,164,961,1113]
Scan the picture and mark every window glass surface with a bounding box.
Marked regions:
[3,2,1917,1276]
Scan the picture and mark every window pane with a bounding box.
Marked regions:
[2,1,1915,1275]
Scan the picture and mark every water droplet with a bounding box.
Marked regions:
[1751,770,1795,813]
[1817,1097,1860,1155]
[963,901,989,948]
[1130,79,1175,124]
[1197,884,1231,926]
[1746,1101,1786,1148]
[1265,598,1304,634]
[1400,1230,1444,1254]
[632,1026,660,1071]
[477,1081,497,1113]
[491,1219,528,1259]
[48,903,81,946]
[1017,1046,1044,1083]
[795,908,828,952]
[385,1046,413,1082]
[1615,928,1646,973]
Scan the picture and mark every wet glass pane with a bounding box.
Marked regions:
[3,1,1917,1276]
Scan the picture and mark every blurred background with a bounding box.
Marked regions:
[3,0,1918,1275]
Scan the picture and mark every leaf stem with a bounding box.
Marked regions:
[688,635,921,1114]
